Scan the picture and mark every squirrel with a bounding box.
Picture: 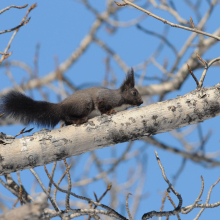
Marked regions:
[0,68,143,128]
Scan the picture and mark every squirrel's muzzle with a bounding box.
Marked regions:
[137,97,143,106]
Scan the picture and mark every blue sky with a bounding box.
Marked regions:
[1,0,220,219]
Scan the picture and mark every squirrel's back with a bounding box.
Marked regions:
[0,91,61,127]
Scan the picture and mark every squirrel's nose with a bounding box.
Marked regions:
[138,98,143,106]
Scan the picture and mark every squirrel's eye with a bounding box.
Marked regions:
[133,91,136,96]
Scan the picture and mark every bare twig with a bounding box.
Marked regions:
[17,171,23,206]
[142,151,182,219]
[88,183,112,220]
[53,164,71,203]
[115,0,220,40]
[181,176,204,214]
[12,198,19,208]
[93,37,129,73]
[136,24,178,55]
[115,1,127,6]
[3,174,32,203]
[0,4,37,65]
[0,4,28,15]
[193,176,220,219]
[165,191,176,208]
[196,53,207,67]
[160,193,166,212]
[30,168,60,212]
[0,52,10,56]
[0,18,31,34]
[190,17,195,28]
[63,159,71,210]
[48,162,57,194]
[14,127,34,138]
[126,193,132,220]
[187,64,199,86]
[19,186,23,206]
[172,158,186,186]
[143,137,220,167]
[198,57,220,87]
[44,165,127,220]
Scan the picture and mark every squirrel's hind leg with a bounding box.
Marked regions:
[74,116,88,125]
[65,116,88,126]
[105,109,116,115]
[97,100,116,115]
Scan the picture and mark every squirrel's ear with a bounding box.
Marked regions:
[120,68,135,91]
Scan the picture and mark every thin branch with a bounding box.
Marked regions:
[63,159,71,211]
[193,176,220,219]
[199,57,220,87]
[17,171,23,205]
[181,176,204,214]
[0,52,10,56]
[30,168,60,212]
[44,165,127,220]
[93,37,129,73]
[116,0,220,40]
[142,151,182,219]
[149,0,189,25]
[48,162,57,194]
[143,137,220,167]
[126,193,133,220]
[53,164,71,203]
[88,183,112,220]
[4,174,32,203]
[0,4,28,15]
[165,191,180,220]
[0,4,37,65]
[172,158,186,186]
[0,18,31,34]
[187,64,199,86]
[160,192,166,213]
[136,24,178,55]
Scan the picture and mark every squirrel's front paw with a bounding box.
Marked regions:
[105,109,116,115]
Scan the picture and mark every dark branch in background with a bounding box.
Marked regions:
[172,158,186,186]
[143,137,220,167]
[136,25,178,55]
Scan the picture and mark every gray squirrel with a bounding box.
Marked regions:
[0,68,143,128]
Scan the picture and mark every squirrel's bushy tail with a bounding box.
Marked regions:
[0,91,61,127]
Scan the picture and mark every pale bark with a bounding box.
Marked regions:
[1,84,220,175]
[0,193,48,220]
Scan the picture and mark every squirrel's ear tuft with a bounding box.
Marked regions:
[120,68,135,91]
[127,68,135,87]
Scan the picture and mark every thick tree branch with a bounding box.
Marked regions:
[1,84,220,175]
